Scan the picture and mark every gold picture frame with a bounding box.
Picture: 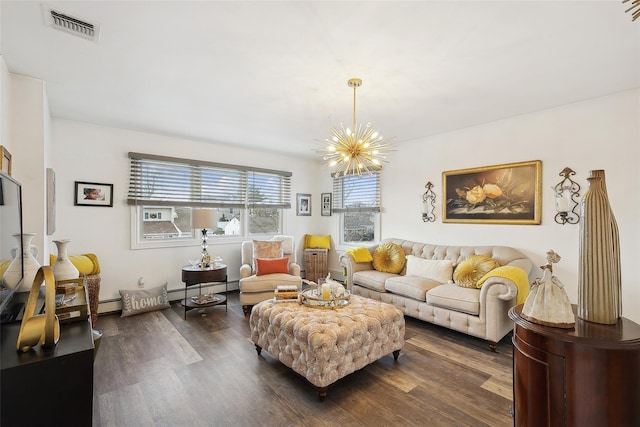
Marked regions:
[0,146,12,176]
[443,160,542,224]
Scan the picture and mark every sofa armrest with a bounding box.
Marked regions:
[480,276,519,302]
[477,277,520,342]
[339,247,375,291]
[289,262,301,277]
[240,263,253,279]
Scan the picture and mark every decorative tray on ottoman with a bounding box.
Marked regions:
[300,288,350,309]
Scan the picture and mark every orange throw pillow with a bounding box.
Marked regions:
[256,258,289,276]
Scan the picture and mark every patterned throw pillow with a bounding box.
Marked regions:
[253,240,283,259]
[372,243,406,274]
[252,240,284,270]
[453,255,500,288]
[119,283,170,317]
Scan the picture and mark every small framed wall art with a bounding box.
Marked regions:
[74,181,114,207]
[296,193,311,216]
[321,193,332,216]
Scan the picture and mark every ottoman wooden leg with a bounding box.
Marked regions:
[393,350,400,361]
[318,386,327,402]
[254,344,262,356]
[242,305,253,316]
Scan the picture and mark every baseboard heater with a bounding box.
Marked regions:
[96,281,239,316]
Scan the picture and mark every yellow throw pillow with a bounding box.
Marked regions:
[304,234,331,249]
[345,247,373,263]
[372,243,406,274]
[453,255,500,288]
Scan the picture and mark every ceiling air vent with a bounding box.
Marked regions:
[43,5,100,41]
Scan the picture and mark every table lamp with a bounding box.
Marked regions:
[192,209,216,267]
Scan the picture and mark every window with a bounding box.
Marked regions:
[332,171,381,245]
[128,153,291,248]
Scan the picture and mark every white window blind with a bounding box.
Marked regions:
[332,172,381,213]
[128,153,291,208]
[247,171,292,208]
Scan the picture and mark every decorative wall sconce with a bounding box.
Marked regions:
[554,167,580,225]
[422,181,436,222]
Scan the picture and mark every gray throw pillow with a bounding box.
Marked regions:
[119,283,170,317]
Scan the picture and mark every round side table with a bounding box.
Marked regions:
[181,264,227,319]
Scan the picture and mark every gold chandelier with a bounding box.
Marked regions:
[317,78,395,176]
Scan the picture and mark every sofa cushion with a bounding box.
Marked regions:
[453,255,500,288]
[426,283,480,315]
[352,270,397,292]
[372,243,406,274]
[240,274,301,293]
[385,276,442,301]
[405,255,453,283]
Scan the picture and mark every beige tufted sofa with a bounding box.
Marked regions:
[339,238,533,351]
[250,294,405,400]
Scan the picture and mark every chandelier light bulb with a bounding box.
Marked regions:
[315,78,395,176]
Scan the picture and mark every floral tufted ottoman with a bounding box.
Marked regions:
[249,294,405,400]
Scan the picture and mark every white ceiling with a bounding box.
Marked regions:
[1,1,638,159]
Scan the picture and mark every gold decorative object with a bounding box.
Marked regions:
[578,169,621,324]
[316,78,395,176]
[622,0,640,21]
[16,266,60,352]
[299,288,351,309]
[521,250,575,329]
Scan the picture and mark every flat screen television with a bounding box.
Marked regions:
[0,170,24,323]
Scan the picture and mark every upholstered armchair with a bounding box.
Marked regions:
[239,235,301,315]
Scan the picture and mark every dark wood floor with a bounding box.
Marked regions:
[93,291,515,426]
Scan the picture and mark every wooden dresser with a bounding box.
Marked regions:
[509,304,640,426]
[1,292,94,426]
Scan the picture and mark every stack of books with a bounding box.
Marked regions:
[274,285,299,302]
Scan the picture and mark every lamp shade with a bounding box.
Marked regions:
[192,209,216,229]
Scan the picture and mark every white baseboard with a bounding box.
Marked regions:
[97,281,239,315]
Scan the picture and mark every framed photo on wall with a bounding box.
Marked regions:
[74,181,114,207]
[321,193,332,216]
[442,160,542,224]
[296,193,311,216]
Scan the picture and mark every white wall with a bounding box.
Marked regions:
[50,119,323,304]
[380,89,640,322]
[7,69,640,323]
[8,73,48,259]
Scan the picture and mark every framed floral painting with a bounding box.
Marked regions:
[442,160,542,224]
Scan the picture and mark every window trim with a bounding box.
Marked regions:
[128,152,291,249]
[332,171,381,247]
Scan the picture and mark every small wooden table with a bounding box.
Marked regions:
[181,264,227,319]
[509,304,640,426]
